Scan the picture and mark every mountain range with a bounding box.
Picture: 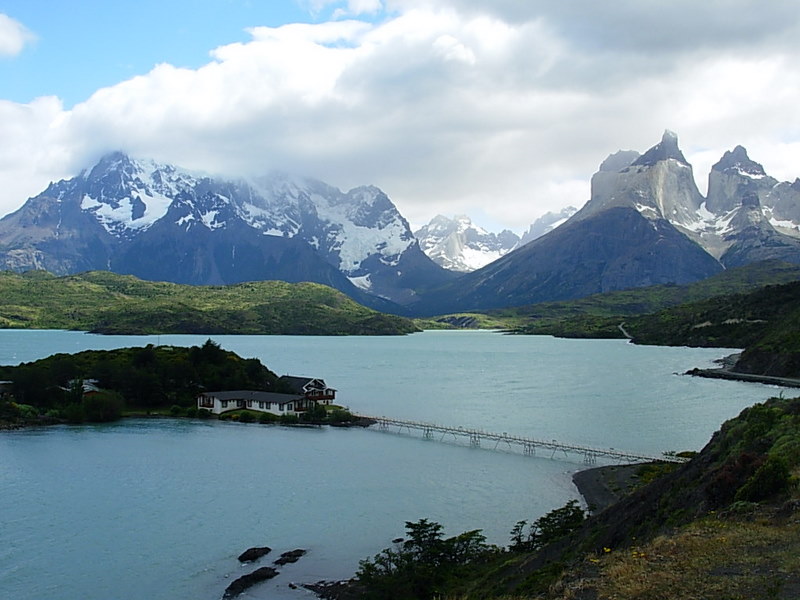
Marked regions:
[0,131,798,317]
[414,131,800,315]
[0,153,455,312]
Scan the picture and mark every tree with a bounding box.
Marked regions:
[509,500,586,552]
[356,519,493,599]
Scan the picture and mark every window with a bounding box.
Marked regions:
[258,401,264,409]
[221,400,228,408]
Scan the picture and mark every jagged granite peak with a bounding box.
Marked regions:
[517,206,578,246]
[720,191,800,268]
[705,145,778,215]
[414,214,519,272]
[712,145,768,177]
[631,129,688,167]
[599,150,641,172]
[575,130,703,227]
[0,152,453,308]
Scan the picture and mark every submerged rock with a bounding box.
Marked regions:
[274,549,307,565]
[222,566,278,599]
[237,546,272,562]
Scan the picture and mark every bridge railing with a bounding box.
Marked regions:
[356,415,689,466]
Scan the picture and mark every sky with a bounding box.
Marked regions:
[1,0,799,234]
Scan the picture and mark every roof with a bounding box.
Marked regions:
[277,375,334,394]
[199,390,303,405]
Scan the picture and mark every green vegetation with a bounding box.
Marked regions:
[0,339,361,428]
[0,339,277,425]
[0,270,419,335]
[355,519,498,599]
[345,397,800,599]
[500,260,800,338]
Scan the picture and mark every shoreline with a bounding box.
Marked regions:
[686,366,800,388]
[572,463,646,514]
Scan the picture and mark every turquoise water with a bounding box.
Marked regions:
[0,330,779,599]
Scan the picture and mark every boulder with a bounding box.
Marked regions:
[237,546,271,563]
[273,549,307,565]
[222,566,278,599]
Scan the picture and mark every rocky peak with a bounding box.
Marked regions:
[598,150,640,173]
[414,214,519,272]
[518,206,578,246]
[712,145,767,178]
[575,130,702,227]
[631,130,688,167]
[706,146,778,215]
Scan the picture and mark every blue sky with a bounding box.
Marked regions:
[1,1,330,106]
[1,1,799,232]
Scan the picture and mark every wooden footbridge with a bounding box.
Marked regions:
[357,415,688,466]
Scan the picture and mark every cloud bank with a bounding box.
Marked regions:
[1,1,799,232]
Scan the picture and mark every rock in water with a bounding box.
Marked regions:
[222,566,279,599]
[237,546,272,562]
[273,549,307,565]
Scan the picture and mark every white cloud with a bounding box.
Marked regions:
[0,13,35,57]
[1,1,799,233]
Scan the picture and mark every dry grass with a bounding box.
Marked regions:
[570,516,800,600]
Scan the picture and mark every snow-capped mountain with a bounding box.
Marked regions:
[413,131,800,315]
[517,206,578,247]
[414,215,519,272]
[0,153,454,309]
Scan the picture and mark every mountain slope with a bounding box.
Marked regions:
[415,207,723,315]
[0,153,453,310]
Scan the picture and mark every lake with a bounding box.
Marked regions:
[0,330,781,599]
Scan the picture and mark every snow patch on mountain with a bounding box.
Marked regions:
[517,206,577,247]
[414,214,519,272]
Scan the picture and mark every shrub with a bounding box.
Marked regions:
[279,413,300,425]
[185,407,198,418]
[329,408,355,423]
[197,408,211,419]
[259,412,278,424]
[82,392,124,423]
[169,404,184,416]
[735,455,791,502]
[238,411,256,423]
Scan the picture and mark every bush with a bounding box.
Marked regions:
[82,392,124,423]
[279,413,300,425]
[185,407,198,418]
[735,455,791,502]
[259,412,278,424]
[197,408,211,419]
[329,408,355,423]
[0,399,21,421]
[238,411,256,423]
[169,404,184,416]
